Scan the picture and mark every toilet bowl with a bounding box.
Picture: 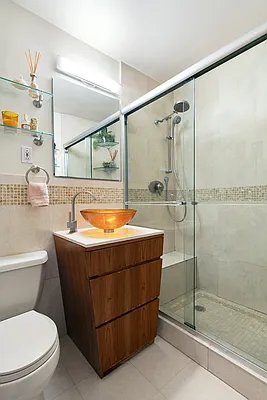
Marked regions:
[0,251,60,400]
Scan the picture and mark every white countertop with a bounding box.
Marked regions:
[54,225,164,248]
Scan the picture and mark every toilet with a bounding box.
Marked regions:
[0,251,60,400]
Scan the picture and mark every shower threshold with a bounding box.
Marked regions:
[160,289,267,370]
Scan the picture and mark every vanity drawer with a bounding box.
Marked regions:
[96,299,158,374]
[90,259,162,326]
[87,235,163,277]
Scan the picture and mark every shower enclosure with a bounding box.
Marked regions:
[124,34,267,373]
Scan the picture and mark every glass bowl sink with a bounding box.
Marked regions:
[80,209,136,233]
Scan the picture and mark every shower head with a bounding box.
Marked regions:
[173,100,190,113]
[172,115,181,125]
[154,100,190,125]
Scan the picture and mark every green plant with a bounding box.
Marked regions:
[93,128,115,149]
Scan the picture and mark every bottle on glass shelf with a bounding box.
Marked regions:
[21,114,31,130]
[30,117,38,131]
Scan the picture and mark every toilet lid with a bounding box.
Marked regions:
[0,310,58,383]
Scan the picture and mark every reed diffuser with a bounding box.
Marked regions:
[25,50,41,99]
[104,148,118,168]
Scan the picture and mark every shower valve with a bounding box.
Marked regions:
[148,180,164,196]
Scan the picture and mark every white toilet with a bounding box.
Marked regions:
[0,251,60,400]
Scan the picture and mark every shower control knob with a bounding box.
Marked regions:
[148,180,164,195]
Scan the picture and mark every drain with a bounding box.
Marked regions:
[195,305,206,312]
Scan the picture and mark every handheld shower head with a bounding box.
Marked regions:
[173,100,190,113]
[164,176,169,184]
[172,115,181,125]
[169,115,181,141]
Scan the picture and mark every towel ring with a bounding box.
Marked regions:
[25,165,50,184]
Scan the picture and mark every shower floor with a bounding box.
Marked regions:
[160,289,267,370]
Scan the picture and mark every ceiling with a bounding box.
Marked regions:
[13,0,267,82]
[54,74,119,121]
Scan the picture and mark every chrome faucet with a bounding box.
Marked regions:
[67,191,97,234]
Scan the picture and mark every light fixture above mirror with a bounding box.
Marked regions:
[56,56,121,96]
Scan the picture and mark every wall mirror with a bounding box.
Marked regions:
[53,73,121,180]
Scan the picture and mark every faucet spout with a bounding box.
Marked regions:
[68,190,97,234]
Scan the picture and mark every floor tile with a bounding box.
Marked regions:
[53,387,83,400]
[160,363,246,400]
[60,336,95,384]
[41,335,249,400]
[43,363,73,400]
[157,316,208,368]
[130,336,193,389]
[76,362,159,400]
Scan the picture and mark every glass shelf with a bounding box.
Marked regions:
[93,166,119,171]
[0,123,53,137]
[0,76,53,100]
[94,141,119,148]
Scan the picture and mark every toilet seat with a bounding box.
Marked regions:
[0,310,58,384]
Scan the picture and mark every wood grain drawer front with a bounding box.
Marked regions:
[87,235,163,277]
[90,259,162,326]
[97,299,158,374]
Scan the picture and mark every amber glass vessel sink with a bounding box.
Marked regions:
[80,209,136,233]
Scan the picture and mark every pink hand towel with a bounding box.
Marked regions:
[27,182,49,207]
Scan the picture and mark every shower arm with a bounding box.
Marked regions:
[155,100,190,125]
[155,112,175,125]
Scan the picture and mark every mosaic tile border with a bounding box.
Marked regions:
[195,186,267,203]
[0,184,123,206]
[128,186,267,203]
[2,184,267,206]
[128,188,168,202]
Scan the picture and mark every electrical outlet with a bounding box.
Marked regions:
[21,146,32,164]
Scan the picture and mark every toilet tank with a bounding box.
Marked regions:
[0,251,48,321]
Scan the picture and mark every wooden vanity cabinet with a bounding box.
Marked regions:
[54,234,164,377]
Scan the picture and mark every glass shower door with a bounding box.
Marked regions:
[125,78,196,328]
[172,79,196,328]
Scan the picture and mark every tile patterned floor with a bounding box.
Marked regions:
[160,289,267,370]
[37,335,246,400]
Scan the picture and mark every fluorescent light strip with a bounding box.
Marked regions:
[56,56,121,96]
